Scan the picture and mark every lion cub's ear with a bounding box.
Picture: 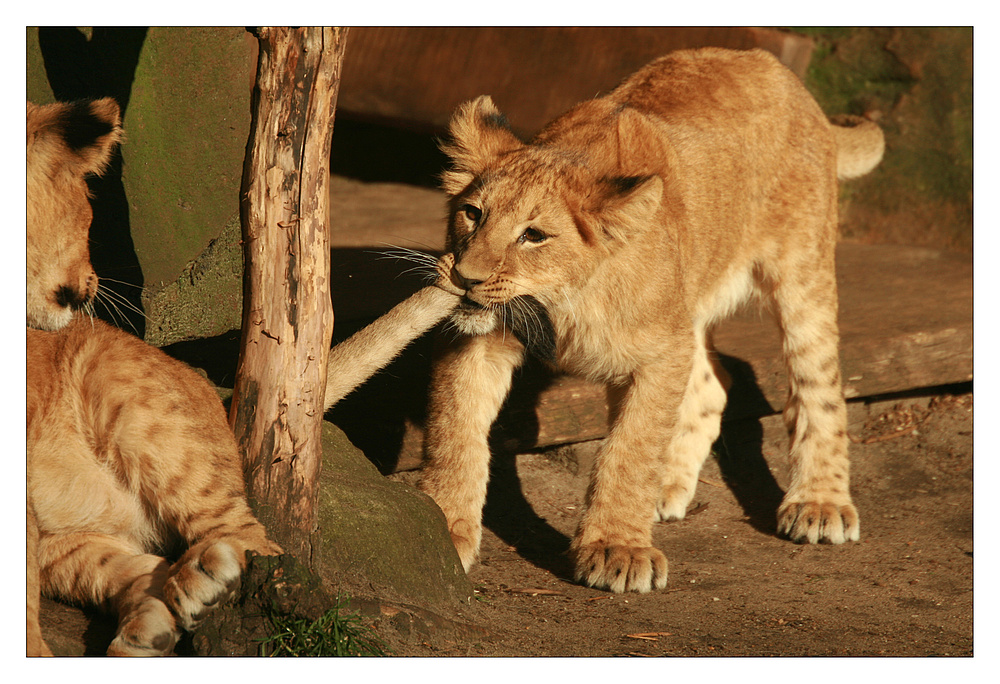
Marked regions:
[582,175,664,244]
[439,96,522,196]
[27,98,123,177]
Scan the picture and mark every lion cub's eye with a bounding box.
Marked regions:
[459,204,482,224]
[518,227,547,245]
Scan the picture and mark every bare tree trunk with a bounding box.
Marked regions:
[230,27,349,564]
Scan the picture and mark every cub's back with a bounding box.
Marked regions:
[534,47,840,313]
[616,48,819,126]
[28,318,235,462]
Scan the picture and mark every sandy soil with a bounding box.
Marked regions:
[382,392,973,657]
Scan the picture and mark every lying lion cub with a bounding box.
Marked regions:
[420,48,884,593]
[27,98,459,655]
[26,98,286,656]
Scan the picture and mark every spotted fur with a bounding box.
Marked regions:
[26,99,280,656]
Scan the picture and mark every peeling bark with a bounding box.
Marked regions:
[230,27,349,564]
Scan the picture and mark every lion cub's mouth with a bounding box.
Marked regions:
[458,296,486,311]
[450,295,557,363]
[451,298,500,336]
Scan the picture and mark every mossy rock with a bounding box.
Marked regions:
[27,27,256,344]
[142,214,245,346]
[188,423,472,655]
[315,422,472,609]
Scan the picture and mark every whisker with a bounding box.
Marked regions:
[376,238,441,253]
[96,275,145,290]
[557,288,580,329]
[367,245,441,285]
[96,286,147,320]
[372,249,436,265]
[92,286,146,335]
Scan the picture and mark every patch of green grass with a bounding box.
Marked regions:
[472,586,493,604]
[259,602,391,657]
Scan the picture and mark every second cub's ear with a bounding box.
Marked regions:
[439,96,522,196]
[28,98,123,177]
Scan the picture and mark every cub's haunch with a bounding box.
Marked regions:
[28,318,282,655]
[420,48,881,593]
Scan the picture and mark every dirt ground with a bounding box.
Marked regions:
[34,390,974,659]
[382,391,973,657]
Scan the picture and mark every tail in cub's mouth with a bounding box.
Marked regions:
[437,252,557,363]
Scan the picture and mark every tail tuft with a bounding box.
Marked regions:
[830,114,885,181]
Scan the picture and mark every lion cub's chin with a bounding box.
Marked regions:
[451,305,499,336]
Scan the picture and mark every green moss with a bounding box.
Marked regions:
[123,27,256,290]
[142,213,244,346]
[25,28,55,104]
[801,27,916,117]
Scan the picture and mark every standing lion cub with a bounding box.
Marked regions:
[420,48,884,593]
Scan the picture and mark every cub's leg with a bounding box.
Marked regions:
[26,499,52,657]
[771,251,860,544]
[125,430,282,632]
[655,328,730,521]
[570,345,693,593]
[39,533,178,656]
[420,329,524,571]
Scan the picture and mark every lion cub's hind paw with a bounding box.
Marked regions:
[571,543,669,593]
[107,599,179,656]
[777,500,860,545]
[163,540,242,632]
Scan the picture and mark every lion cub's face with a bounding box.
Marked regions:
[445,155,594,345]
[439,97,664,359]
[26,99,121,331]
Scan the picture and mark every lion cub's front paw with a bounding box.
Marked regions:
[570,541,669,593]
[162,540,242,631]
[777,497,860,545]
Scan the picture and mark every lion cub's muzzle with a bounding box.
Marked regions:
[55,277,97,312]
[434,252,467,298]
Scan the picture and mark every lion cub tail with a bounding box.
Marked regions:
[323,285,461,410]
[829,114,885,181]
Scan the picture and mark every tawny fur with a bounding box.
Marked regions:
[28,319,282,655]
[26,99,281,656]
[26,98,460,655]
[421,48,882,593]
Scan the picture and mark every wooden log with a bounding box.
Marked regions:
[230,27,349,562]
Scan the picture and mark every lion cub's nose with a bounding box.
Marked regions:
[55,284,92,311]
[452,266,484,291]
